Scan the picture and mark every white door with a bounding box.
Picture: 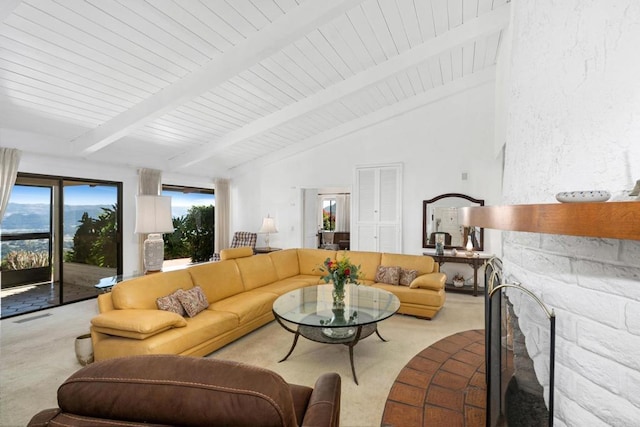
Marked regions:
[302,188,319,248]
[352,164,402,252]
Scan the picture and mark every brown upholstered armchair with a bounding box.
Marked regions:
[212,231,257,261]
[28,355,341,427]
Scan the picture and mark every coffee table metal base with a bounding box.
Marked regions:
[275,317,387,385]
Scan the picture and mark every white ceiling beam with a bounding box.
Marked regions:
[170,3,510,170]
[70,0,367,155]
[229,66,497,176]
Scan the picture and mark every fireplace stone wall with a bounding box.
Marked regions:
[497,1,640,425]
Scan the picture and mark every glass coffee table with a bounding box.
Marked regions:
[272,284,400,384]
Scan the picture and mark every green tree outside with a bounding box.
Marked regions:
[163,205,214,263]
[64,205,117,268]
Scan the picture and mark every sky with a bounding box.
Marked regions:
[9,185,215,209]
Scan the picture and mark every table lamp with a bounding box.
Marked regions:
[258,215,278,250]
[135,195,174,272]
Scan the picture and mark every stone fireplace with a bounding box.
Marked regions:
[488,0,640,425]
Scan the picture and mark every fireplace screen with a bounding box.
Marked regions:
[485,257,556,426]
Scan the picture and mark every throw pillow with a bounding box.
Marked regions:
[375,265,400,285]
[156,289,187,316]
[177,286,209,318]
[399,269,418,286]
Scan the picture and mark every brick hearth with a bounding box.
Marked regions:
[381,329,486,427]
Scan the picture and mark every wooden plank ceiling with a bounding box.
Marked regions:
[0,0,510,177]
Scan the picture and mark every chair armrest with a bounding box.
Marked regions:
[27,408,60,426]
[302,372,341,427]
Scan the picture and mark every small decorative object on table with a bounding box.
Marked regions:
[434,232,446,256]
[319,257,362,338]
[465,236,474,257]
[452,273,465,288]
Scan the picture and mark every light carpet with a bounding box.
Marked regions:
[0,293,484,427]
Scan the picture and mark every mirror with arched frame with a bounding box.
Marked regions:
[422,193,484,251]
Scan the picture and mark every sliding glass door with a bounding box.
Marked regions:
[0,174,122,318]
[62,180,120,303]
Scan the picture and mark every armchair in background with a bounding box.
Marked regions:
[212,231,257,261]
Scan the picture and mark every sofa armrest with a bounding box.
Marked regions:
[302,372,341,427]
[91,309,187,339]
[409,272,446,291]
[27,408,60,427]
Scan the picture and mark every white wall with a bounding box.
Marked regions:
[500,1,640,425]
[230,81,503,255]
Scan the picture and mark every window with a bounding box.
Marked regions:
[161,185,215,267]
[322,198,336,231]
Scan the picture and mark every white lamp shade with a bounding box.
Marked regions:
[135,195,174,234]
[258,216,278,234]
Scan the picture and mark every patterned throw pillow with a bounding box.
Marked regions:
[399,269,418,286]
[176,286,209,318]
[375,266,400,285]
[156,289,186,316]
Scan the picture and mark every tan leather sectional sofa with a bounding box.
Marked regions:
[91,248,446,361]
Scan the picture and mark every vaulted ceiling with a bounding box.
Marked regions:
[0,0,510,178]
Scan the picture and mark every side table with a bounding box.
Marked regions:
[423,252,492,296]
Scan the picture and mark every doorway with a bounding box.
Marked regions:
[0,174,123,318]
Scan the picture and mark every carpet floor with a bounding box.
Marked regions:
[0,292,484,427]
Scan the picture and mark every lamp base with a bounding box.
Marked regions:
[143,233,164,272]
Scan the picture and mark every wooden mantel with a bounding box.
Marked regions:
[459,201,640,241]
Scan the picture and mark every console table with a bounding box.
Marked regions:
[424,252,493,296]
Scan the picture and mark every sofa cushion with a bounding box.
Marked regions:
[112,270,194,310]
[253,277,318,295]
[209,290,277,325]
[269,249,300,279]
[372,283,445,308]
[337,250,381,282]
[188,260,245,303]
[91,310,187,340]
[399,269,418,286]
[94,310,240,360]
[381,253,436,275]
[375,265,400,285]
[156,289,186,316]
[297,249,336,276]
[176,286,209,317]
[235,255,278,291]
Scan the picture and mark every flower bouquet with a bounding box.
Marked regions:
[319,256,361,303]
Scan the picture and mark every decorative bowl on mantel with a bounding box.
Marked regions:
[555,190,611,203]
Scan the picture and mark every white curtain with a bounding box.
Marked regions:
[137,168,162,272]
[138,168,162,196]
[214,178,230,253]
[335,194,350,232]
[0,148,21,221]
